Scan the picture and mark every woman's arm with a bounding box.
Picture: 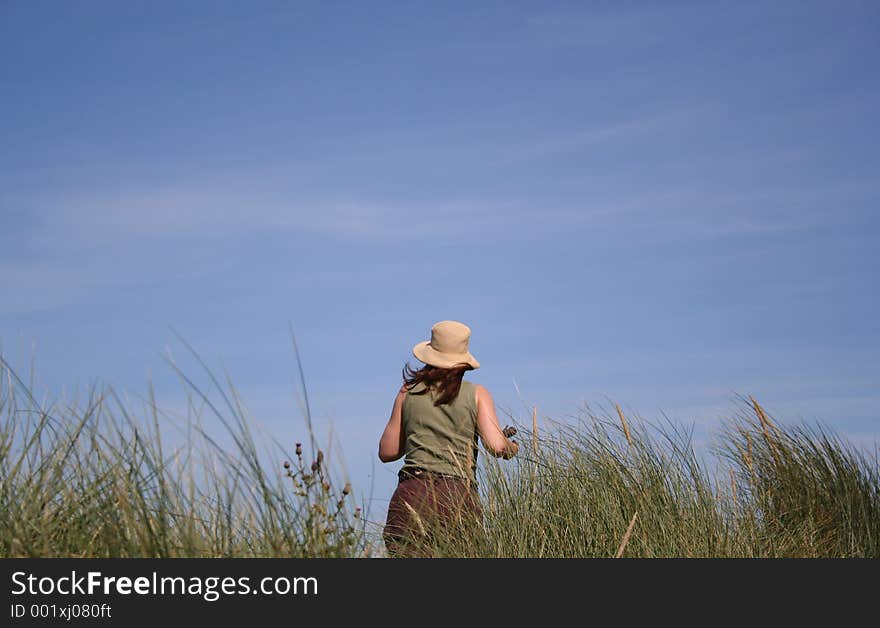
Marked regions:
[378,386,407,462]
[475,384,519,459]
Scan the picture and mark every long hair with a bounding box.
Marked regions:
[402,362,473,406]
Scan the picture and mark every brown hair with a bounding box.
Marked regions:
[402,362,473,406]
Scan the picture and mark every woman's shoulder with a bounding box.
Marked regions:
[461,380,484,408]
[466,380,487,393]
[470,382,496,405]
[461,379,480,393]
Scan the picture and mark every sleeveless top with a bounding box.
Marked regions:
[401,379,479,483]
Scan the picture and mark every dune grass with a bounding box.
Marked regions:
[427,398,879,558]
[0,356,366,558]
[1,355,876,558]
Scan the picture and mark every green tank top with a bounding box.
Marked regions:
[401,379,479,483]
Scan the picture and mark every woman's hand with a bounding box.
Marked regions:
[497,439,519,459]
[476,385,520,459]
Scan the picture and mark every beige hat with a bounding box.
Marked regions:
[412,320,480,369]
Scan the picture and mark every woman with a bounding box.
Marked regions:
[378,320,519,556]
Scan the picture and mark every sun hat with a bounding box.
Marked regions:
[412,320,481,369]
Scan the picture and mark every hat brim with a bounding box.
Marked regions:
[412,341,480,369]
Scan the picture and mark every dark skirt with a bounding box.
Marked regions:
[383,472,481,557]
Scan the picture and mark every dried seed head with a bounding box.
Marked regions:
[311,461,319,472]
[283,461,291,470]
[295,443,302,457]
[316,450,324,464]
[342,482,351,496]
[322,481,330,492]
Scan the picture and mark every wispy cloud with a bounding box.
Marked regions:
[6,166,848,257]
[12,176,626,246]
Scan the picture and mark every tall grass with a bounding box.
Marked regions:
[0,356,366,558]
[720,397,880,557]
[1,355,876,558]
[425,401,879,558]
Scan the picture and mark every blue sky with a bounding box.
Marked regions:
[2,1,878,510]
